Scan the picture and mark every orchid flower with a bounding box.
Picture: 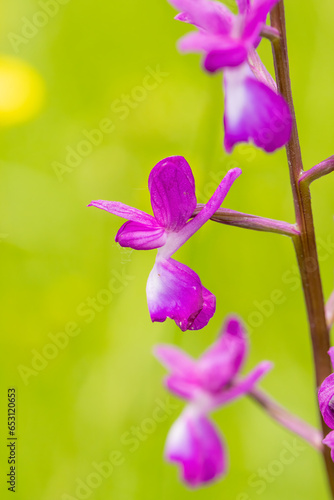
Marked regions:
[318,347,334,460]
[154,316,273,486]
[89,156,241,331]
[323,431,334,462]
[318,348,334,429]
[167,0,292,152]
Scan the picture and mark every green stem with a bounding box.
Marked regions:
[270,1,334,496]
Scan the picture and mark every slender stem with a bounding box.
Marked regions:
[260,25,280,42]
[249,387,323,450]
[300,156,334,186]
[326,291,334,330]
[192,206,299,237]
[271,2,334,494]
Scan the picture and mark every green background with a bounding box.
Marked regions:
[1,0,334,498]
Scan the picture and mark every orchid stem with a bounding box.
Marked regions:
[193,206,299,237]
[260,25,280,42]
[300,156,334,186]
[270,1,334,495]
[249,387,323,450]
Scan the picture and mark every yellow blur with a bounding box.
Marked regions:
[0,56,45,126]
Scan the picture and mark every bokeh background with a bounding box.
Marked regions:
[1,0,334,498]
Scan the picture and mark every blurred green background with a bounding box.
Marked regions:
[1,0,334,498]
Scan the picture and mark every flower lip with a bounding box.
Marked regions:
[165,410,227,488]
[146,258,216,331]
[223,65,292,153]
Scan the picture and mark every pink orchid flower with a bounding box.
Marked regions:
[168,0,292,152]
[318,347,334,461]
[154,316,272,486]
[89,156,241,331]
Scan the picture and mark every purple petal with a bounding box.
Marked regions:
[164,168,241,257]
[153,344,197,376]
[165,411,226,487]
[252,0,278,8]
[236,0,250,14]
[198,316,248,392]
[204,45,248,72]
[165,374,199,400]
[210,361,273,409]
[116,221,167,250]
[244,0,279,41]
[190,285,216,330]
[175,12,192,23]
[318,373,334,429]
[169,0,233,34]
[224,66,292,153]
[146,258,215,331]
[88,200,156,225]
[148,156,197,232]
[153,345,200,400]
[178,31,230,54]
[323,430,334,462]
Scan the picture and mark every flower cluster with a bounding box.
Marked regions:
[318,348,334,460]
[168,0,292,152]
[89,156,241,331]
[88,0,296,491]
[154,316,272,487]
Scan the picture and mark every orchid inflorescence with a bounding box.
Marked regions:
[89,0,334,494]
